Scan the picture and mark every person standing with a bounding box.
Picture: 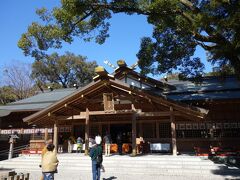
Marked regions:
[40,139,53,180]
[95,134,102,146]
[58,134,64,153]
[76,136,83,153]
[89,136,103,180]
[116,132,123,155]
[67,138,73,153]
[41,144,59,180]
[103,132,112,156]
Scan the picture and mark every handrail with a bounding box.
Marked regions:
[0,144,29,157]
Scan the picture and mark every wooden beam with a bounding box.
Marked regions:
[56,110,174,120]
[44,128,48,142]
[131,113,137,156]
[65,104,81,112]
[139,121,143,137]
[53,119,58,149]
[57,114,86,120]
[138,111,171,117]
[85,108,90,155]
[170,106,177,156]
[156,121,159,139]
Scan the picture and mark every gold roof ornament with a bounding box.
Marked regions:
[95,66,108,76]
[117,59,127,67]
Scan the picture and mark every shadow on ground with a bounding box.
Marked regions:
[209,156,240,178]
[103,176,117,180]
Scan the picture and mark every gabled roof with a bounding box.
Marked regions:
[23,74,208,126]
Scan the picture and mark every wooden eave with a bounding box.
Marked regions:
[108,79,208,118]
[23,77,208,125]
[23,79,104,123]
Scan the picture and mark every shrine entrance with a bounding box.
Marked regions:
[110,123,132,144]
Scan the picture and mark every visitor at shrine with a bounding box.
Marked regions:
[136,136,144,154]
[116,132,123,155]
[77,136,83,153]
[89,136,103,180]
[58,134,64,153]
[41,144,59,180]
[103,132,112,156]
[40,139,53,180]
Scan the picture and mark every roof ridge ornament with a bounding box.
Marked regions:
[95,66,108,76]
[93,66,115,81]
[117,59,127,67]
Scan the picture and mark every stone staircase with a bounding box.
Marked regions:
[0,154,240,180]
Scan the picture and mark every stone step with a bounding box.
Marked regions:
[0,163,228,173]
[9,156,211,163]
[0,162,224,168]
[0,158,218,167]
[1,155,240,178]
[8,167,240,178]
[19,154,207,161]
[2,159,215,166]
[23,170,240,180]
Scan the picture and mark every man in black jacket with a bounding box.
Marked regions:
[116,132,123,155]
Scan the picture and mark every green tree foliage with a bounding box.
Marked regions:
[18,0,240,77]
[205,65,235,77]
[0,86,17,105]
[31,52,97,88]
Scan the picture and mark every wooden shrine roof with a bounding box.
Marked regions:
[23,72,208,126]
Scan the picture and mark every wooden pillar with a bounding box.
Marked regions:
[108,123,110,133]
[131,113,137,156]
[71,123,74,136]
[53,120,58,149]
[156,121,159,139]
[139,121,143,137]
[44,128,48,142]
[170,106,177,156]
[99,123,102,136]
[85,108,90,155]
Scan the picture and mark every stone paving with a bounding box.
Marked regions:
[1,154,239,180]
[25,170,240,180]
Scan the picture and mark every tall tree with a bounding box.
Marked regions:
[3,62,36,100]
[31,52,97,88]
[0,86,17,105]
[18,0,240,77]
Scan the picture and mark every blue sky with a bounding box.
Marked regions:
[0,0,212,86]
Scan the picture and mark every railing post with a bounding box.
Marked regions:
[8,137,14,159]
[24,173,30,180]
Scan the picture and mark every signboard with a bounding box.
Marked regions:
[150,143,170,152]
[59,126,71,133]
[0,128,53,135]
